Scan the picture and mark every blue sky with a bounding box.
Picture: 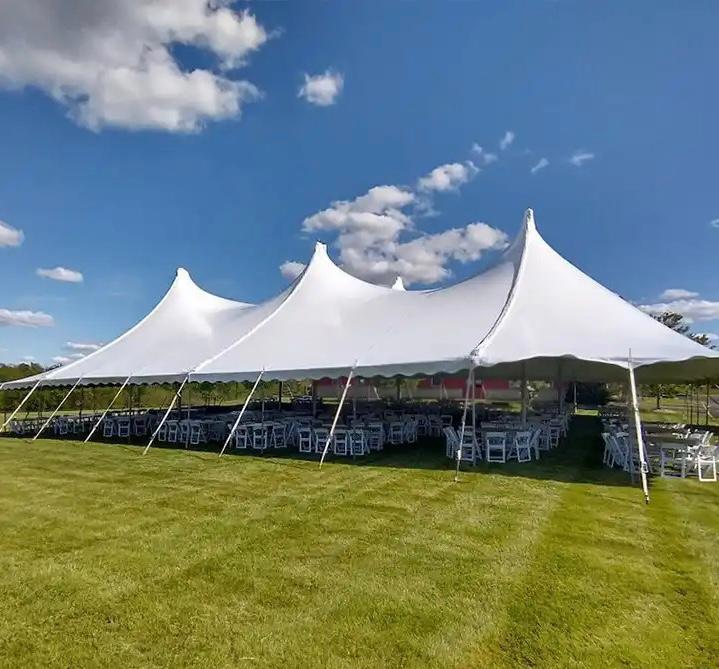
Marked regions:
[0,1,718,366]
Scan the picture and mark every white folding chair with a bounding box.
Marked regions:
[333,428,349,456]
[388,421,404,444]
[513,431,532,463]
[485,432,507,463]
[366,423,384,451]
[234,425,250,450]
[350,428,367,456]
[696,444,718,482]
[443,426,459,459]
[313,428,329,455]
[116,417,131,439]
[297,427,313,454]
[271,423,287,449]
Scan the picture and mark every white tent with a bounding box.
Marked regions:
[3,209,719,390]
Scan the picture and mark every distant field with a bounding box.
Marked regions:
[1,416,718,668]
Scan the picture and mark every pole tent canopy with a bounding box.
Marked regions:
[4,209,719,390]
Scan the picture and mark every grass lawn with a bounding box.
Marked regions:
[1,416,718,668]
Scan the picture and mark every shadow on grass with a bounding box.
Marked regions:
[3,416,634,488]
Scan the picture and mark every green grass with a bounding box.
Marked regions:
[1,417,718,668]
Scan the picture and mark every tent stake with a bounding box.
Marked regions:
[33,378,83,441]
[627,356,650,504]
[455,365,474,482]
[320,365,356,468]
[220,370,264,457]
[144,374,189,455]
[1,378,43,432]
[84,376,132,443]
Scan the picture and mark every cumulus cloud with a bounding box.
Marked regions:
[37,266,84,283]
[471,144,498,166]
[0,1,269,132]
[710,218,719,229]
[499,130,515,151]
[298,70,344,106]
[279,261,306,281]
[639,298,719,323]
[52,352,85,365]
[569,151,595,167]
[659,288,698,300]
[417,161,478,193]
[65,341,103,352]
[0,308,54,327]
[0,219,24,247]
[302,167,507,286]
[530,158,549,175]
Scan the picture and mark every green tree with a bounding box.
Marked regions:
[647,311,713,409]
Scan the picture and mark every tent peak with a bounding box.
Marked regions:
[523,208,536,232]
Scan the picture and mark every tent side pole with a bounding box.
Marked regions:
[520,362,528,424]
[220,370,265,457]
[320,367,356,468]
[628,362,650,504]
[706,381,710,427]
[455,365,474,482]
[573,382,578,413]
[32,378,83,441]
[185,382,192,449]
[1,379,43,432]
[84,376,132,442]
[143,375,189,455]
[471,370,477,436]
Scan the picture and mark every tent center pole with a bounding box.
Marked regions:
[220,370,264,456]
[520,362,528,424]
[85,376,132,443]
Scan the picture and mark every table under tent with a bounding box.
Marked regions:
[3,209,719,502]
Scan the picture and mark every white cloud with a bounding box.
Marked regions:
[0,219,24,247]
[302,166,507,286]
[0,309,54,327]
[65,341,103,352]
[52,353,84,365]
[279,261,306,281]
[530,157,549,174]
[639,298,719,323]
[710,218,719,229]
[417,161,478,193]
[37,266,84,283]
[0,1,268,132]
[499,130,515,151]
[52,356,72,365]
[22,355,36,362]
[471,144,498,166]
[298,70,344,106]
[569,151,595,167]
[659,288,698,300]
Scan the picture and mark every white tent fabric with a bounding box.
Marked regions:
[4,209,718,390]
